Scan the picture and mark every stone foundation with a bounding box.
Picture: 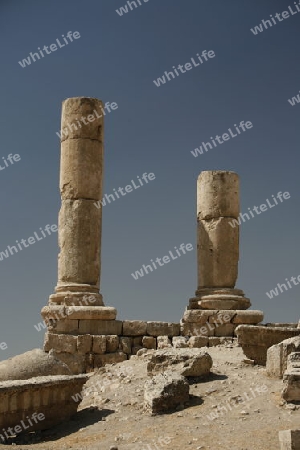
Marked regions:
[43,319,239,371]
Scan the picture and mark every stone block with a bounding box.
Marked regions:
[49,292,103,307]
[181,321,214,337]
[50,350,86,374]
[123,320,147,336]
[208,337,222,347]
[78,320,122,335]
[48,319,79,334]
[279,430,300,450]
[65,306,117,320]
[133,336,143,347]
[106,335,119,353]
[208,310,236,324]
[266,337,300,378]
[41,305,66,321]
[94,352,127,368]
[120,337,132,354]
[182,310,214,324]
[132,346,143,355]
[44,333,77,354]
[147,348,212,378]
[172,336,189,348]
[282,371,300,402]
[77,335,92,354]
[147,322,180,337]
[266,323,298,328]
[197,171,239,220]
[57,199,101,287]
[189,336,209,348]
[288,352,300,370]
[197,218,239,288]
[236,325,300,365]
[144,371,189,415]
[142,336,157,350]
[232,310,264,324]
[60,97,103,143]
[157,336,172,349]
[214,323,235,337]
[92,335,107,354]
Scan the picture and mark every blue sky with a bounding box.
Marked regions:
[0,0,299,358]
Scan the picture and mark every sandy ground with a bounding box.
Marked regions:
[1,344,299,450]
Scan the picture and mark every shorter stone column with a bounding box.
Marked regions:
[181,171,264,343]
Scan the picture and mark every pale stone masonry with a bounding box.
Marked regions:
[42,97,118,367]
[42,107,265,367]
[181,171,263,338]
[0,375,87,437]
[236,325,300,365]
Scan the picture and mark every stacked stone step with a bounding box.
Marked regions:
[42,97,121,370]
[181,171,263,342]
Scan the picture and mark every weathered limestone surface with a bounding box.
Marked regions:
[236,325,300,365]
[57,199,102,290]
[197,170,239,220]
[64,306,116,320]
[279,429,300,450]
[0,349,72,381]
[287,352,300,371]
[282,372,300,402]
[197,217,239,288]
[0,375,87,436]
[57,97,104,296]
[188,336,209,348]
[197,171,239,289]
[180,309,263,338]
[266,337,300,378]
[144,371,189,415]
[157,336,172,349]
[282,352,300,402]
[123,321,147,336]
[142,336,157,350]
[232,310,264,324]
[147,349,212,378]
[94,352,127,367]
[42,97,116,359]
[181,171,263,339]
[146,322,180,337]
[172,337,189,348]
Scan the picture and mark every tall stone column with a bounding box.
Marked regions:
[181,171,263,340]
[52,97,104,305]
[42,98,120,366]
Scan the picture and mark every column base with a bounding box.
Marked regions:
[189,288,251,310]
[43,292,117,335]
[180,309,264,337]
[49,291,104,306]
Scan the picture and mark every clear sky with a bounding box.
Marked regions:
[0,0,299,359]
